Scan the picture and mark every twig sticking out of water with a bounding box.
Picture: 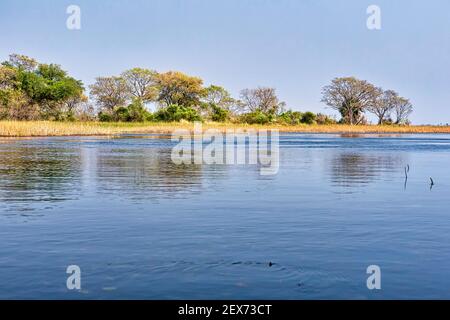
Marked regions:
[404,165,410,190]
[430,177,435,190]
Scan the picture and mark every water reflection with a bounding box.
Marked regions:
[95,147,208,200]
[0,135,422,212]
[328,152,406,190]
[0,144,82,211]
[0,138,234,212]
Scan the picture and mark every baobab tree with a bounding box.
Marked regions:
[321,77,381,125]
[368,89,398,125]
[393,97,413,124]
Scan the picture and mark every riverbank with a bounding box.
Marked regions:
[1,121,450,137]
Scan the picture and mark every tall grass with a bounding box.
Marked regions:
[1,121,450,137]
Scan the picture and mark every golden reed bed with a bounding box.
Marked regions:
[1,121,450,137]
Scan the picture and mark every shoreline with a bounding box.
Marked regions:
[1,121,450,137]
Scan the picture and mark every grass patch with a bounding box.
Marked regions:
[1,121,450,137]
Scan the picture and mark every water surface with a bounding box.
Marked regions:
[1,134,449,299]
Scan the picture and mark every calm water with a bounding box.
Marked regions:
[1,133,450,299]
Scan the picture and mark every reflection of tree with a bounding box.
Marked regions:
[95,147,209,199]
[0,145,81,209]
[329,152,405,188]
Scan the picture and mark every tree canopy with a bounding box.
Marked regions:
[321,77,412,125]
[1,53,413,125]
[1,54,84,120]
[155,71,205,108]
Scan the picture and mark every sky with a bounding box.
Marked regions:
[1,0,450,124]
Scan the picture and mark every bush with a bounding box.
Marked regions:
[63,111,76,122]
[301,111,317,124]
[114,106,130,122]
[277,110,319,125]
[98,100,153,122]
[210,104,229,122]
[277,110,303,125]
[316,113,336,125]
[154,104,202,122]
[241,110,273,124]
[127,99,152,122]
[98,111,113,122]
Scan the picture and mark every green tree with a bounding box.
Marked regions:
[204,85,234,109]
[1,55,84,120]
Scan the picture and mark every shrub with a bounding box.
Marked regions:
[210,104,229,122]
[114,106,131,122]
[154,104,202,122]
[301,111,317,124]
[98,100,153,122]
[127,99,152,122]
[316,113,337,125]
[98,111,113,122]
[241,110,272,124]
[277,110,303,125]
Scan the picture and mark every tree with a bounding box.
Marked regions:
[0,65,17,89]
[4,54,38,71]
[121,68,158,103]
[0,89,39,120]
[73,99,96,121]
[64,93,88,113]
[368,89,397,125]
[37,63,68,81]
[1,56,84,120]
[201,85,235,121]
[321,77,381,125]
[239,87,285,115]
[31,64,84,119]
[393,97,413,124]
[204,85,234,109]
[155,71,205,108]
[89,76,130,111]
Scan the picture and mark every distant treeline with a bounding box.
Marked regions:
[0,54,412,125]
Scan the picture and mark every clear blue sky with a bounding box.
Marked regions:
[1,0,450,124]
